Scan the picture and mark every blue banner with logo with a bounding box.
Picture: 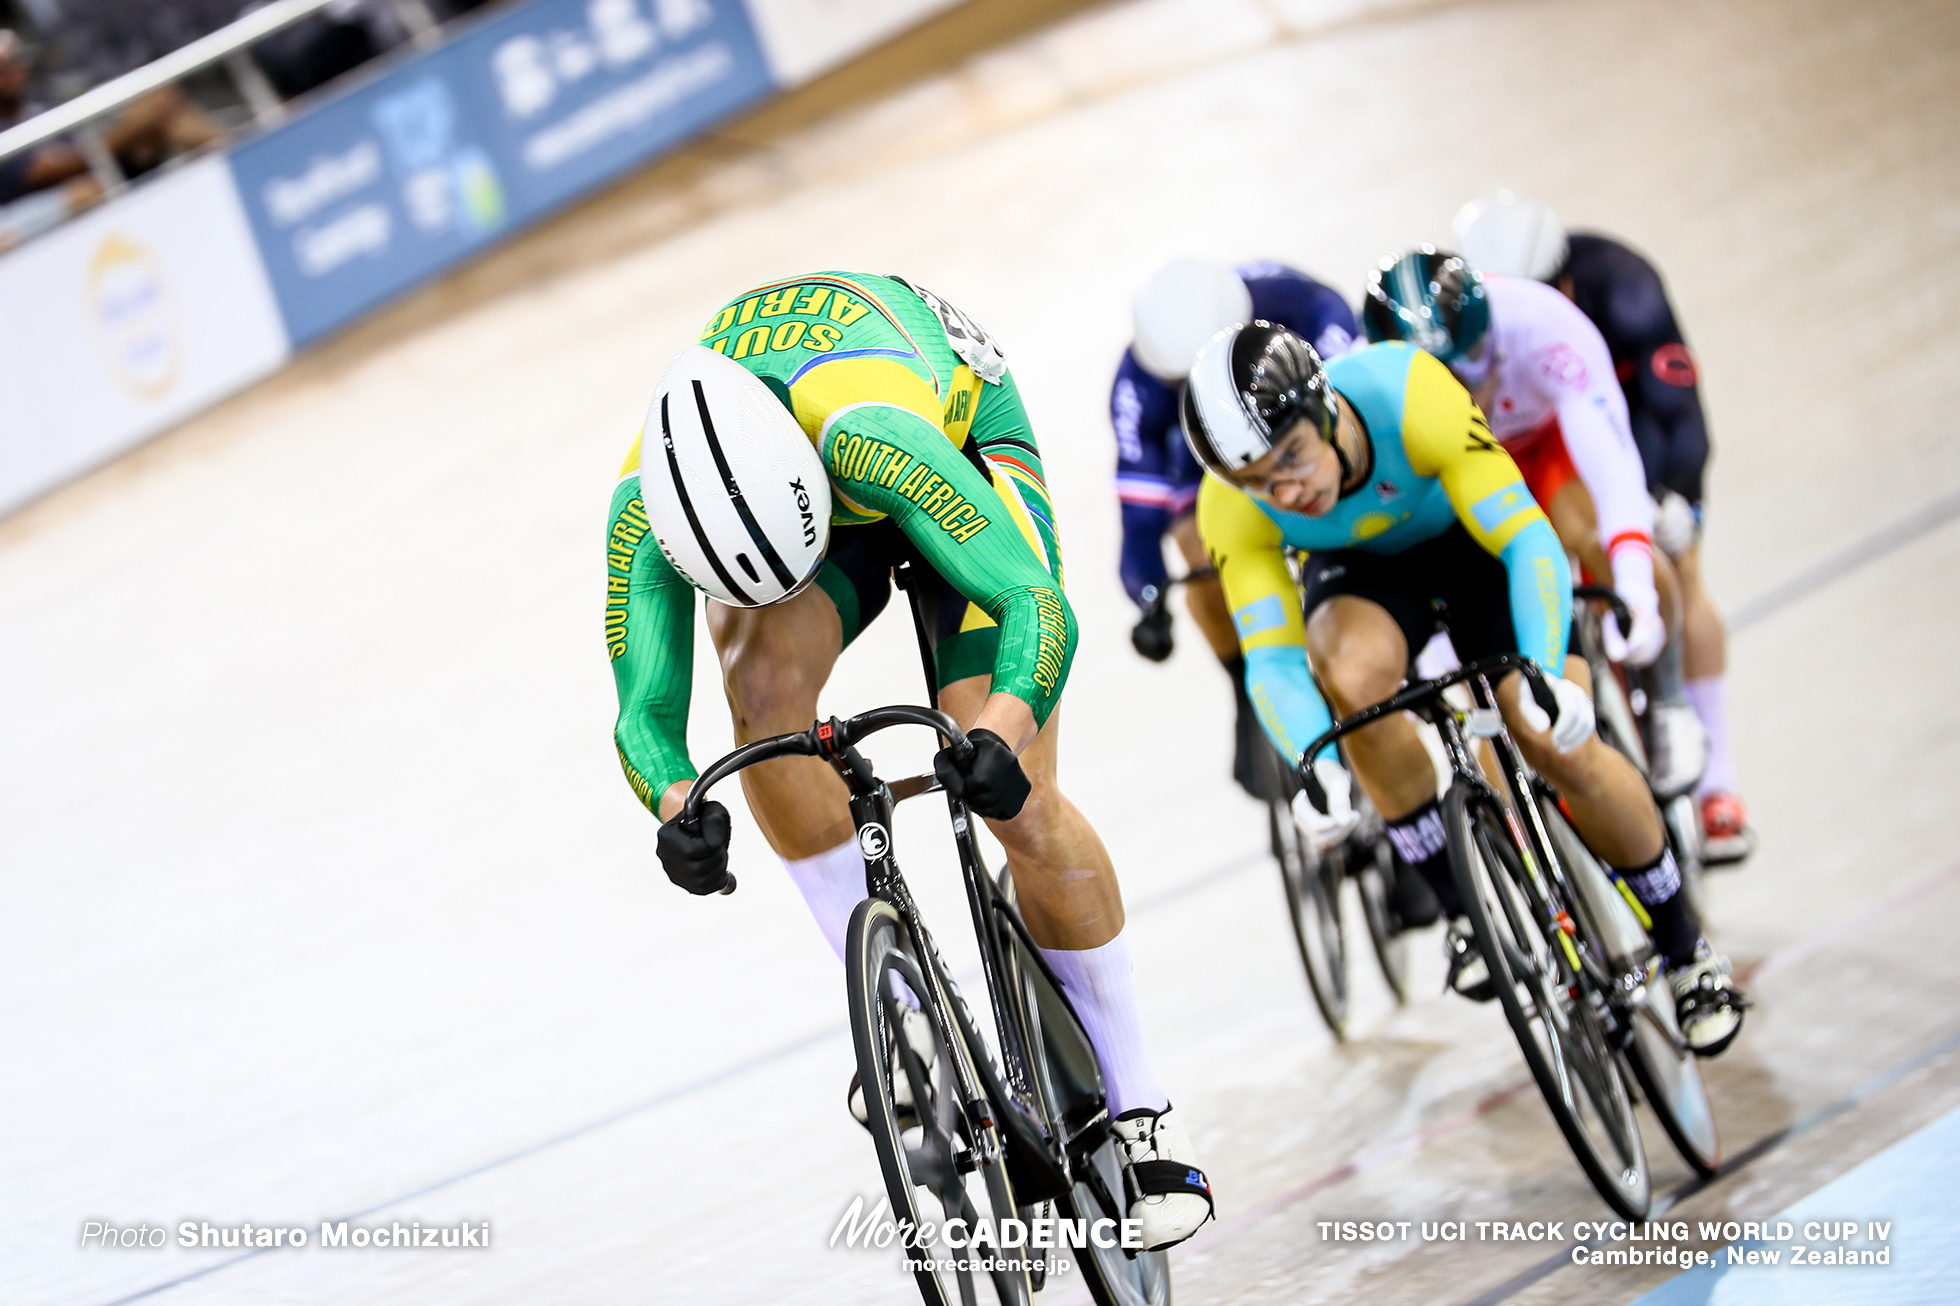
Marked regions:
[229,0,772,345]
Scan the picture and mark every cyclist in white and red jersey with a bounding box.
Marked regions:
[1453,191,1753,862]
[1363,248,1705,796]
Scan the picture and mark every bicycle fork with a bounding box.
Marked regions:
[823,736,1004,1177]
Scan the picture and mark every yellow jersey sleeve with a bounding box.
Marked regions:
[1197,474,1298,652]
[1397,348,1572,671]
[1396,348,1547,555]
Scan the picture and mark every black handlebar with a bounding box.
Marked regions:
[1572,583,1634,643]
[683,705,966,824]
[676,705,966,896]
[1137,566,1218,612]
[1298,653,1557,814]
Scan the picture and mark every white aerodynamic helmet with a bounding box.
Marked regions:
[1451,190,1569,282]
[640,344,831,608]
[1131,259,1254,383]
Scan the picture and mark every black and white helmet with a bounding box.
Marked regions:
[640,345,831,607]
[1178,321,1336,480]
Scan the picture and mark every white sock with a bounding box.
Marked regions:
[1039,931,1169,1117]
[1684,675,1736,797]
[783,838,865,965]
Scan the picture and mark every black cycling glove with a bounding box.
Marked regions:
[657,801,733,894]
[933,728,1031,820]
[1131,602,1174,662]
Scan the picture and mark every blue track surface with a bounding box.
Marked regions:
[1631,1106,1960,1305]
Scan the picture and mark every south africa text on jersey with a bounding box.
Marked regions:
[1029,587,1068,693]
[605,496,650,661]
[699,285,875,359]
[828,435,992,542]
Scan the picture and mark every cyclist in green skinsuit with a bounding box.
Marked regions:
[606,271,1212,1250]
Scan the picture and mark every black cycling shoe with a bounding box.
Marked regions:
[1389,851,1441,930]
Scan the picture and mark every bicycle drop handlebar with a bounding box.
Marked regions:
[1134,567,1218,662]
[1296,653,1559,815]
[677,706,970,893]
[1136,565,1218,613]
[1572,583,1635,643]
[683,706,967,821]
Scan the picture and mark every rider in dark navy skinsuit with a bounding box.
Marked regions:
[1114,259,1359,795]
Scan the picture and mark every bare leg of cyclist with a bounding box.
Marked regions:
[1500,658,1661,865]
[1169,514,1238,660]
[1677,541,1726,681]
[1499,661,1702,969]
[703,587,853,856]
[1304,596,1432,816]
[697,588,897,974]
[935,677,1124,949]
[936,677,1219,1244]
[1305,597,1454,930]
[934,682,1163,1098]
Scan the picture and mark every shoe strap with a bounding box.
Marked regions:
[1125,1159,1215,1214]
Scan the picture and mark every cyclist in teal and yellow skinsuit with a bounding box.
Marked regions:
[1187,324,1743,1054]
[607,271,1212,1248]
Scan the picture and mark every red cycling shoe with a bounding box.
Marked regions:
[1700,791,1756,866]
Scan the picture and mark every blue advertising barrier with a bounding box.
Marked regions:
[228,0,773,346]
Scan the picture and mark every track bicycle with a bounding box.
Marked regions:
[680,571,1169,1306]
[1296,653,1721,1217]
[1572,584,1707,916]
[1141,567,1406,1037]
[1256,735,1406,1038]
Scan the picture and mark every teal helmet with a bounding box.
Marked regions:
[1362,246,1491,363]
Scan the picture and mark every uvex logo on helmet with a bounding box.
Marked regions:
[789,477,816,546]
[640,345,831,608]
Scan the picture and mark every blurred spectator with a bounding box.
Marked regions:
[251,1,497,102]
[0,27,221,248]
[0,0,493,247]
[249,1,410,100]
[35,0,243,89]
[0,28,96,247]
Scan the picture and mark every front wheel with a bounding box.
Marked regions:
[846,898,1032,1306]
[1271,798,1348,1039]
[1445,785,1652,1219]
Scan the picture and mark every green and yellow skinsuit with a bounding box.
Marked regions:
[606,272,1076,811]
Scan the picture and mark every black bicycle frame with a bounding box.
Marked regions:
[891,560,1063,1124]
[677,567,1093,1191]
[1296,654,1629,999]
